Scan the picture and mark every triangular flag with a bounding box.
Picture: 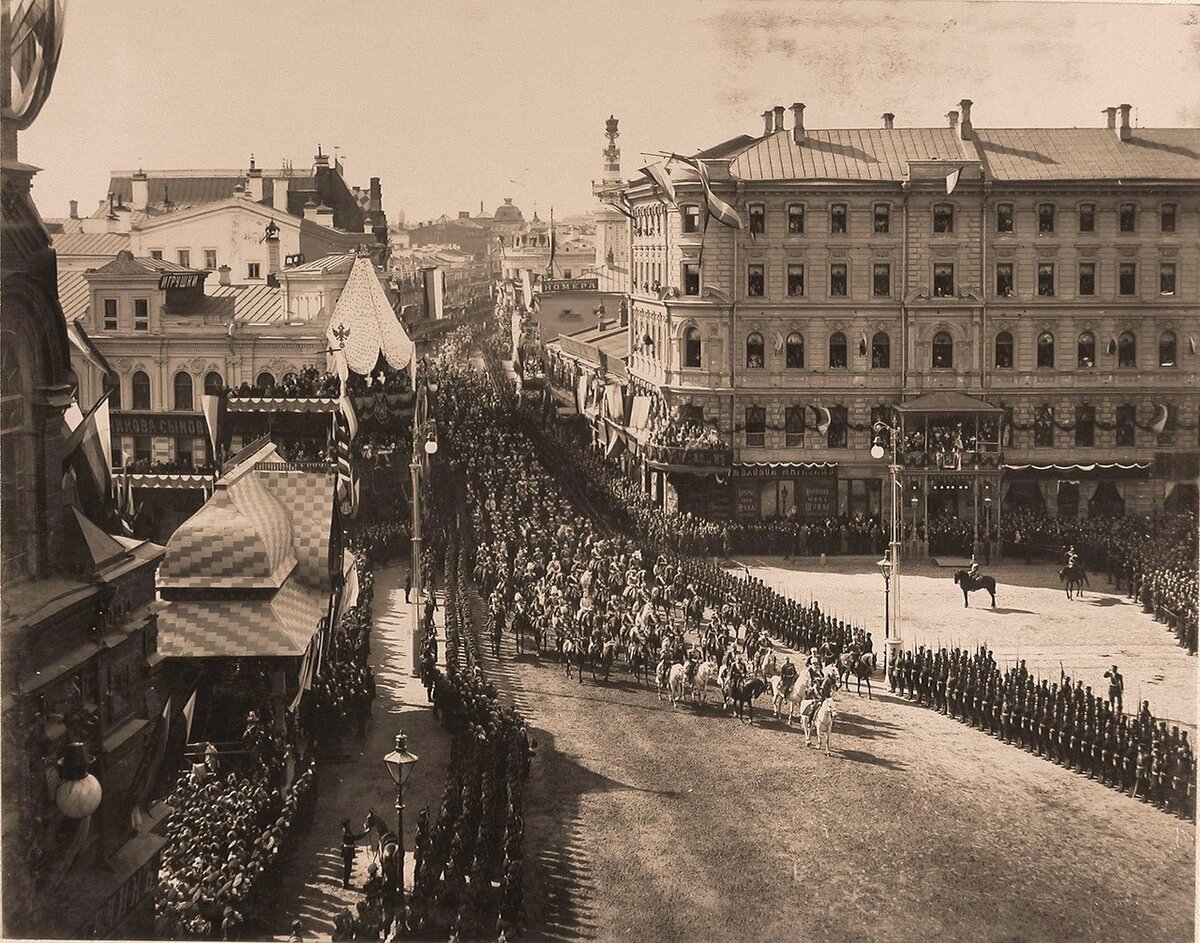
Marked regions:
[201,393,222,456]
[945,167,961,195]
[182,689,198,742]
[641,160,677,203]
[62,391,114,530]
[63,401,84,433]
[671,154,744,230]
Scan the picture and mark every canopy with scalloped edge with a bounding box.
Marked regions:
[325,255,414,375]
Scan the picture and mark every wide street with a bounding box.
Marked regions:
[472,573,1195,943]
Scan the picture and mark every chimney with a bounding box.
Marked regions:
[131,169,149,212]
[458,211,470,219]
[959,98,973,139]
[1104,107,1118,130]
[762,110,773,136]
[315,202,335,229]
[314,145,329,169]
[69,199,79,218]
[273,176,290,212]
[267,239,281,284]
[791,103,805,143]
[218,265,231,286]
[304,198,320,222]
[773,105,785,132]
[369,177,382,214]
[882,113,895,130]
[946,110,959,130]
[247,155,264,202]
[1118,103,1132,141]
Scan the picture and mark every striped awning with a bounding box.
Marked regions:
[158,579,323,658]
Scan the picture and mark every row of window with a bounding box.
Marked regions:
[1000,261,1175,298]
[681,328,1180,372]
[997,330,1178,369]
[677,201,1180,237]
[116,436,203,467]
[147,249,261,278]
[107,369,276,410]
[737,403,1177,449]
[102,297,151,331]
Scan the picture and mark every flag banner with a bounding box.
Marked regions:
[339,393,358,442]
[63,390,114,528]
[810,404,832,436]
[1149,403,1169,434]
[63,401,83,433]
[200,393,224,457]
[289,638,316,713]
[520,270,534,310]
[641,160,678,203]
[331,346,350,391]
[547,207,557,275]
[613,192,636,220]
[182,689,198,742]
[671,154,743,229]
[945,167,962,194]
[423,266,446,320]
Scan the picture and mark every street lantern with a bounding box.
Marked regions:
[56,742,102,819]
[383,732,419,917]
[870,443,885,460]
[423,437,438,455]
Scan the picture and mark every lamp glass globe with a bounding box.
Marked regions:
[56,774,102,819]
[870,444,885,460]
[424,439,438,455]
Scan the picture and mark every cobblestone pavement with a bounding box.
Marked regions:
[261,562,451,940]
[730,554,1197,732]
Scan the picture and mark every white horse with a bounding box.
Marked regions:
[800,696,837,754]
[665,663,687,708]
[770,674,813,725]
[692,660,720,704]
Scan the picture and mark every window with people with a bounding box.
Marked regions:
[1077,331,1096,368]
[932,331,953,369]
[683,326,702,368]
[745,332,765,368]
[871,332,890,369]
[828,332,848,369]
[994,331,1014,368]
[1036,332,1055,368]
[785,332,804,368]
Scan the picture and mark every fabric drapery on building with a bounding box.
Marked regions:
[325,254,414,375]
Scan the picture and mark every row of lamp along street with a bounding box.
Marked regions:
[872,420,903,675]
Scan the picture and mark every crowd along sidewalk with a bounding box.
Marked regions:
[262,561,452,940]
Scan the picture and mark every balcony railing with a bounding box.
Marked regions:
[644,443,732,468]
[899,449,1003,470]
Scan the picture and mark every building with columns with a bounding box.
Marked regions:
[588,99,1199,553]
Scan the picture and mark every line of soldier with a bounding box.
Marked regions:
[889,646,1195,819]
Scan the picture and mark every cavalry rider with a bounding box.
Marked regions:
[967,554,981,581]
[1065,544,1080,572]
[806,647,823,684]
[779,657,799,698]
[685,646,700,686]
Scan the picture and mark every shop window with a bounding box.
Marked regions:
[175,437,194,468]
[785,333,804,368]
[871,332,890,369]
[829,332,847,369]
[134,435,152,463]
[932,331,953,369]
[745,332,765,368]
[1077,331,1095,368]
[994,331,1013,368]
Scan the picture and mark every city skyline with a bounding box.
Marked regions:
[20,0,1200,225]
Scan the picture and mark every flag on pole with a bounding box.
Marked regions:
[641,160,677,203]
[810,404,832,436]
[670,154,744,229]
[1149,403,1169,435]
[333,411,358,518]
[945,167,962,195]
[62,390,114,529]
[547,206,557,276]
[612,191,636,220]
[338,391,358,442]
[63,400,84,433]
[182,689,198,742]
[290,637,317,714]
[200,392,226,460]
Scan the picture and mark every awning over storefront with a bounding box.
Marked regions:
[897,391,1003,414]
[158,578,324,658]
[1002,461,1152,479]
[127,473,212,489]
[226,396,338,413]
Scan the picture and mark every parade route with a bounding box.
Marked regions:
[731,555,1198,732]
[472,584,1194,943]
[262,563,450,939]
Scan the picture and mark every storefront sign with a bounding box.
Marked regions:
[798,478,837,516]
[90,850,160,937]
[113,411,207,437]
[541,278,598,292]
[733,463,837,479]
[158,273,204,290]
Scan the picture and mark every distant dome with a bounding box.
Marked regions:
[493,197,524,222]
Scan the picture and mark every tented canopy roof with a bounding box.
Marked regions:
[896,391,1002,414]
[326,254,414,375]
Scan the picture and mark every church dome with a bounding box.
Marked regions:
[493,197,524,222]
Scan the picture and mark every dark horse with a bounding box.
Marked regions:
[722,676,769,724]
[953,570,997,608]
[1058,564,1089,600]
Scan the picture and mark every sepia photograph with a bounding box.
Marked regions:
[1,0,1197,940]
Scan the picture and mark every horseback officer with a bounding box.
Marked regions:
[967,554,981,582]
[779,657,799,698]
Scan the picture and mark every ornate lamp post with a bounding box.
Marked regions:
[875,552,894,672]
[383,731,419,925]
[872,419,903,672]
[55,742,102,819]
[409,381,438,677]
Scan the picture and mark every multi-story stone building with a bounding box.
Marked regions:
[608,100,1198,551]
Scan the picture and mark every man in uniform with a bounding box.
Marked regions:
[779,657,799,699]
[341,817,369,888]
[1103,664,1124,715]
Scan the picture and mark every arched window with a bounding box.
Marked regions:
[683,327,701,368]
[1118,331,1136,367]
[256,371,276,390]
[204,371,224,395]
[132,371,151,410]
[871,332,890,369]
[745,332,765,368]
[785,332,804,368]
[932,331,953,368]
[995,331,1014,368]
[103,372,121,410]
[1036,331,1055,368]
[1159,331,1177,367]
[1077,331,1095,368]
[828,332,847,369]
[173,372,194,411]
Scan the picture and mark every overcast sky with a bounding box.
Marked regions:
[20,0,1200,225]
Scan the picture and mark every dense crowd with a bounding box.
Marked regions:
[156,709,316,938]
[123,458,218,476]
[890,646,1195,818]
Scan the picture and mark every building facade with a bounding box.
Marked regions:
[605,100,1199,549]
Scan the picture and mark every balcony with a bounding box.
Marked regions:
[899,449,1003,471]
[644,442,732,472]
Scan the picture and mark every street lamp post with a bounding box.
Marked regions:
[383,731,419,930]
[872,420,903,673]
[409,381,439,678]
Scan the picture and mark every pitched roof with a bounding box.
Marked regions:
[207,283,286,324]
[57,269,90,322]
[974,128,1200,180]
[44,217,84,234]
[51,231,131,256]
[284,252,355,275]
[730,128,967,181]
[87,251,204,277]
[896,391,1002,413]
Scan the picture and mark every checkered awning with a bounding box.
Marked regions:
[158,579,323,658]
